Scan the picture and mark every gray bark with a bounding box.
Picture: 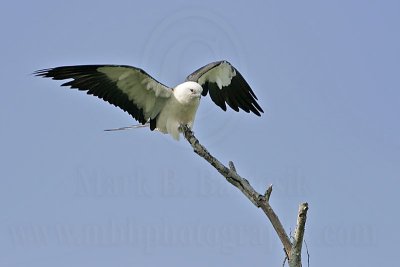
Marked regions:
[181,125,309,266]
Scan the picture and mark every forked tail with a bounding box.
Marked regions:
[104,123,150,131]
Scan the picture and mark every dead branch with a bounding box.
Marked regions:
[181,125,309,266]
[289,203,309,266]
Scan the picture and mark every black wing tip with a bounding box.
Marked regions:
[33,66,70,78]
[33,65,117,77]
[33,68,53,77]
[252,109,262,116]
[252,100,264,114]
[245,106,263,116]
[236,107,262,117]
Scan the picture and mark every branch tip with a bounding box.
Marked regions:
[264,184,273,201]
[288,202,309,267]
[228,161,236,172]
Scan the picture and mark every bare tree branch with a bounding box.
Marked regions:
[181,125,308,261]
[289,203,309,267]
[258,197,293,257]
[181,126,310,266]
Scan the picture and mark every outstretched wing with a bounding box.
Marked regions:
[186,60,263,116]
[34,65,172,127]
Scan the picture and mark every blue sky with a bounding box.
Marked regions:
[1,0,399,266]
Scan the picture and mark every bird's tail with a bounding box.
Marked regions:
[104,123,150,131]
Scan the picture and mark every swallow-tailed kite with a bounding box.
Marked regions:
[34,60,263,140]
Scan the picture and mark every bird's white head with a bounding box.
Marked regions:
[173,81,203,105]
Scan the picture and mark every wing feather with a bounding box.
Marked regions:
[34,65,172,125]
[186,60,263,116]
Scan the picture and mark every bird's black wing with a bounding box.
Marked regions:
[34,65,172,126]
[185,60,263,116]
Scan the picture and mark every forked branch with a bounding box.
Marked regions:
[181,125,308,266]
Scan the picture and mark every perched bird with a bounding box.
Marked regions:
[34,60,263,140]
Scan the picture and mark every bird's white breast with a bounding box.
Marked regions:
[155,89,201,140]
